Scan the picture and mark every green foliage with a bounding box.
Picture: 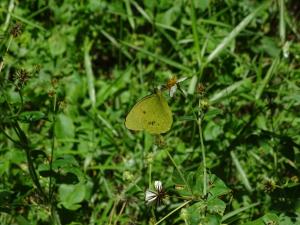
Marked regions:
[1,0,300,224]
[173,168,231,225]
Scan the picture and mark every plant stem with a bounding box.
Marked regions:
[165,148,192,195]
[14,122,48,202]
[49,92,57,201]
[198,113,207,196]
[155,200,192,225]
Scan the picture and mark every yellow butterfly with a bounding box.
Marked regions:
[125,91,172,134]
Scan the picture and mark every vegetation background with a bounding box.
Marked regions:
[0,0,299,224]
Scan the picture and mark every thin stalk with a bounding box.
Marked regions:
[197,113,207,196]
[113,201,127,225]
[3,93,48,202]
[50,207,61,225]
[16,89,24,115]
[14,122,49,202]
[49,92,57,201]
[165,148,192,195]
[155,200,192,225]
[0,126,18,144]
[279,0,285,44]
[149,162,152,189]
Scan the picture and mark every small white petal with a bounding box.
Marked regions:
[145,190,157,203]
[169,85,177,97]
[154,180,163,192]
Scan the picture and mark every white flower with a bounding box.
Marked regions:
[145,190,157,204]
[145,180,166,206]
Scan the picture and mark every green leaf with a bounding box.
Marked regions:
[55,114,75,140]
[204,120,223,141]
[17,111,46,123]
[183,202,205,225]
[58,183,86,210]
[207,198,226,215]
[204,214,222,225]
[156,4,181,27]
[15,215,31,225]
[208,174,231,198]
[184,200,224,225]
[49,32,66,56]
[173,168,231,201]
[196,0,209,11]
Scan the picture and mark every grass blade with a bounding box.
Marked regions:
[222,202,260,222]
[206,2,269,63]
[209,78,252,104]
[124,0,135,30]
[279,0,286,44]
[2,0,14,32]
[121,41,192,72]
[255,57,280,100]
[11,13,46,31]
[231,151,253,192]
[131,0,152,23]
[84,38,96,109]
[100,30,132,60]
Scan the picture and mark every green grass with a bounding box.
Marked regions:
[0,0,300,224]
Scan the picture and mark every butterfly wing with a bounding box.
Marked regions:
[125,95,153,131]
[125,93,172,134]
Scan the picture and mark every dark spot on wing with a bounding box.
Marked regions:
[142,110,146,114]
[148,121,156,126]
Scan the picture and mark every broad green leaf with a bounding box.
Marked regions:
[197,0,209,11]
[208,174,231,198]
[207,198,226,215]
[173,168,230,201]
[183,202,205,225]
[204,120,223,141]
[55,114,75,140]
[49,32,66,56]
[58,183,86,210]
